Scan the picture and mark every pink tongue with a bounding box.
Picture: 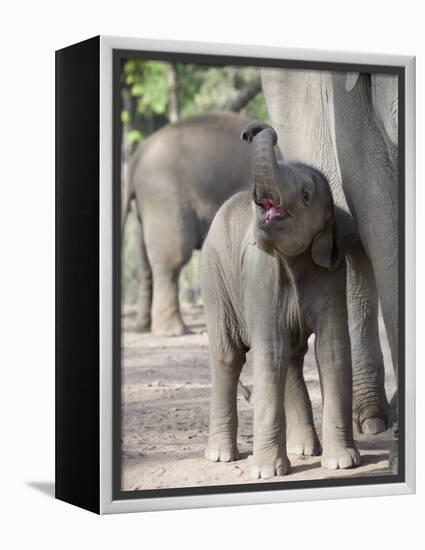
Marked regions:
[268,206,282,218]
[258,199,286,222]
[266,206,285,222]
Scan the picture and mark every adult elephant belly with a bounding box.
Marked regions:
[261,68,390,437]
[129,112,252,336]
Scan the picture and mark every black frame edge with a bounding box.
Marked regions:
[55,36,101,514]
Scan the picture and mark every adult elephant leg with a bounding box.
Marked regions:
[134,216,153,332]
[332,72,398,388]
[346,243,389,434]
[144,208,195,337]
[150,262,187,336]
[285,348,321,456]
[365,228,399,473]
[331,72,398,470]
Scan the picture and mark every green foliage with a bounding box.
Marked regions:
[127,129,143,145]
[124,60,169,116]
[121,59,270,149]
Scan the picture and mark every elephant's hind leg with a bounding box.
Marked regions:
[134,216,153,332]
[143,206,196,337]
[150,263,188,337]
[285,350,322,456]
[346,245,389,435]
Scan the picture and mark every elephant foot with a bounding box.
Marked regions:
[205,438,239,463]
[361,417,386,435]
[356,404,388,435]
[287,427,322,456]
[152,317,189,337]
[321,445,361,470]
[251,452,291,479]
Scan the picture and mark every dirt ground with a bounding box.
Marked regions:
[121,305,396,491]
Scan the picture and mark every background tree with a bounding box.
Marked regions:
[121,60,268,151]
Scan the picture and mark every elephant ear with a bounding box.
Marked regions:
[345,72,361,92]
[311,222,341,272]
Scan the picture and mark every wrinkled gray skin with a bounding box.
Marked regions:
[262,69,398,449]
[123,112,253,336]
[201,122,360,478]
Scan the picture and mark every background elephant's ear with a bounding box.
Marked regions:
[311,223,341,272]
[345,72,361,92]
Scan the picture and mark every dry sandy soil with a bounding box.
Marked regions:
[121,305,396,492]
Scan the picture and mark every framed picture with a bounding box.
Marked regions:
[55,35,415,514]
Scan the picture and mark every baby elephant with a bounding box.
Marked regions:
[201,121,361,478]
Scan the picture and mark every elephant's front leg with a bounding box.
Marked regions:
[285,350,321,456]
[315,315,361,469]
[346,245,389,434]
[252,348,290,478]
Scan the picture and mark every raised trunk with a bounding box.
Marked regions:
[241,122,280,203]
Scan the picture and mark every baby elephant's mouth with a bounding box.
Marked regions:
[256,198,290,225]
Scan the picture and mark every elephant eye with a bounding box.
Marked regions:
[302,190,311,206]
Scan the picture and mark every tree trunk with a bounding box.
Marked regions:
[227,77,262,112]
[167,63,179,123]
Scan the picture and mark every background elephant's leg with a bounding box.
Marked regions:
[134,216,153,332]
[150,262,187,336]
[346,245,389,434]
[143,201,196,336]
[285,349,321,456]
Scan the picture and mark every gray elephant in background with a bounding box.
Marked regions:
[122,112,253,336]
[201,122,360,478]
[262,69,398,450]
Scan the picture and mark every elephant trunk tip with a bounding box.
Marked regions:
[240,121,278,146]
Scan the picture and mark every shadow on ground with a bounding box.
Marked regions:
[26,481,55,498]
